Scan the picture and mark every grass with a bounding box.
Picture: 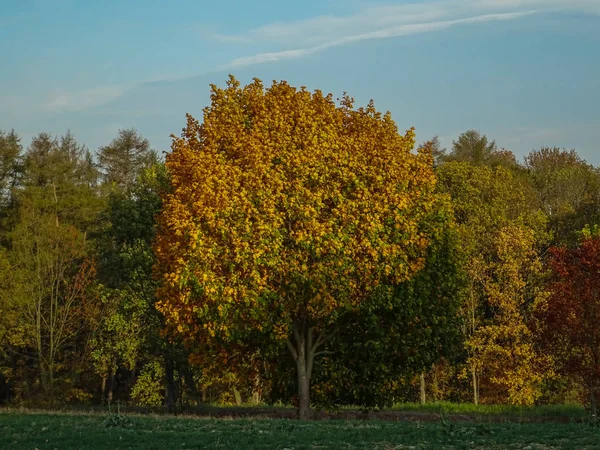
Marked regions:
[1,410,599,449]
[389,401,588,419]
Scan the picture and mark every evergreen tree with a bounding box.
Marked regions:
[98,129,158,190]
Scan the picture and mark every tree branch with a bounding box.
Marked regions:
[307,327,313,358]
[292,323,302,348]
[286,339,298,361]
[314,350,335,358]
[311,330,335,353]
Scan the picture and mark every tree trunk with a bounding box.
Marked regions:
[184,367,198,404]
[129,364,137,390]
[432,365,440,401]
[39,360,49,394]
[468,281,479,406]
[286,322,331,420]
[49,365,55,407]
[472,367,479,406]
[101,375,107,404]
[296,352,310,419]
[233,387,242,406]
[251,373,261,405]
[107,359,116,403]
[419,373,426,405]
[590,385,597,419]
[165,355,177,412]
[0,375,10,404]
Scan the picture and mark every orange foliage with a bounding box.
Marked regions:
[154,76,442,353]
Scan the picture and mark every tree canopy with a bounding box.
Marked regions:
[154,76,449,418]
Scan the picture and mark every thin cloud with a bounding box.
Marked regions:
[477,0,600,14]
[220,11,536,70]
[214,0,599,69]
[42,85,131,112]
[212,3,456,46]
[39,72,197,114]
[213,0,598,46]
[38,0,600,112]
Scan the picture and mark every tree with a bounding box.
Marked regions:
[2,132,102,404]
[0,130,22,213]
[436,161,548,404]
[448,130,496,164]
[309,220,464,408]
[0,130,24,399]
[93,163,194,409]
[0,246,27,404]
[98,129,158,189]
[18,132,102,231]
[10,215,95,404]
[444,130,516,168]
[468,226,547,405]
[524,147,600,245]
[155,76,444,419]
[539,233,600,415]
[420,136,446,168]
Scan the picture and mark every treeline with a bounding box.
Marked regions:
[1,91,600,414]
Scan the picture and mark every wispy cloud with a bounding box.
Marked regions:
[476,0,600,14]
[221,11,536,69]
[37,0,600,112]
[42,84,131,112]
[216,0,599,69]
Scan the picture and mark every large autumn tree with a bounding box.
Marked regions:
[155,76,444,419]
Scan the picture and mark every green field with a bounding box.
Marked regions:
[388,402,589,419]
[1,410,599,449]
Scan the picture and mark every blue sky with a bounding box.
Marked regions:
[1,0,599,164]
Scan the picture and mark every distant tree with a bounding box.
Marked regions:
[449,130,497,164]
[539,232,600,415]
[524,147,600,245]
[0,130,22,211]
[9,215,95,404]
[98,129,158,189]
[444,130,517,168]
[436,161,548,404]
[420,136,446,167]
[492,149,519,168]
[93,163,193,409]
[0,246,27,403]
[468,225,548,405]
[19,132,102,231]
[1,132,102,403]
[0,130,24,399]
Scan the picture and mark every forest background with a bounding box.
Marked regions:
[1,77,599,419]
